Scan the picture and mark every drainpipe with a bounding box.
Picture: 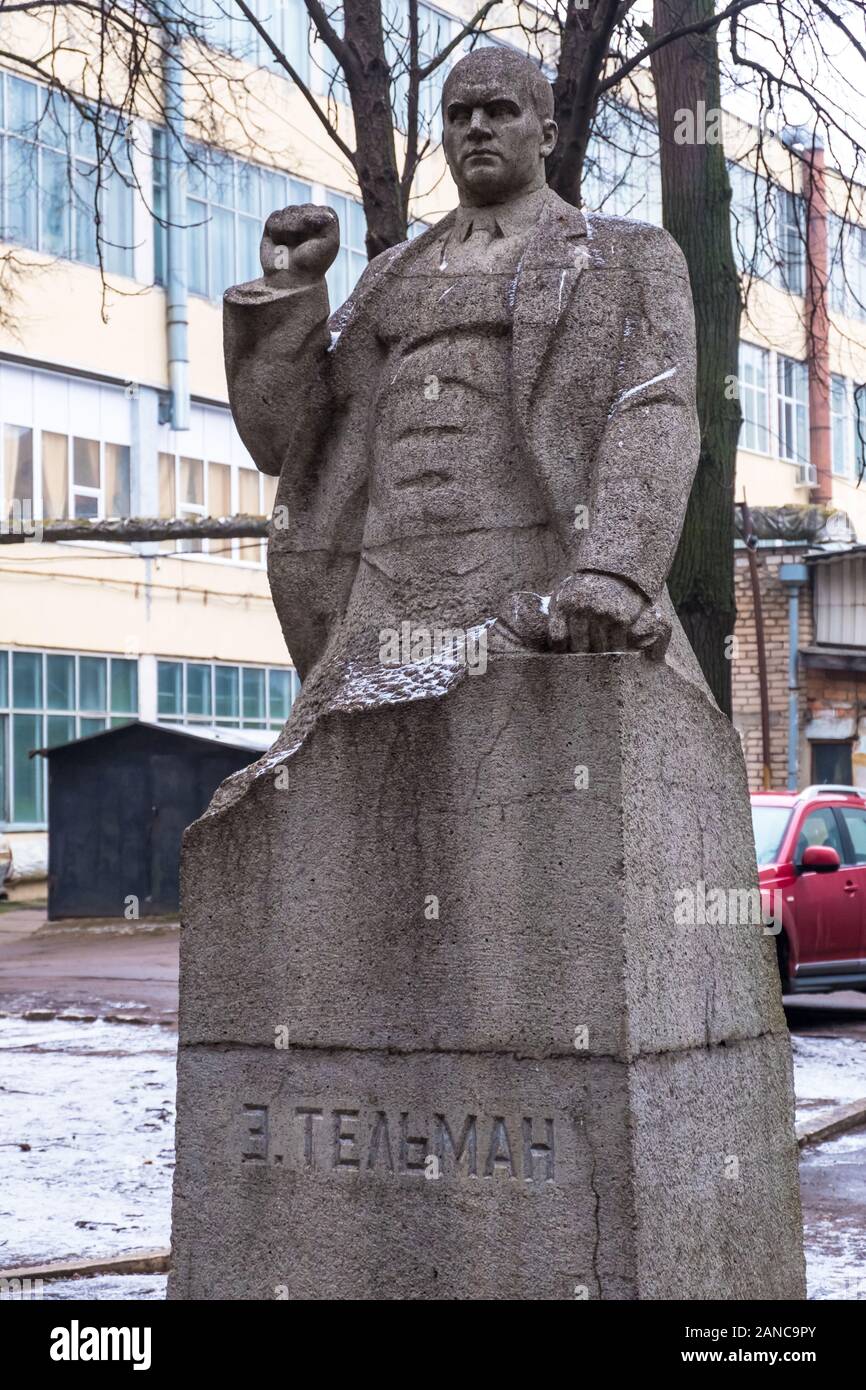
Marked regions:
[162,12,189,431]
[779,563,809,790]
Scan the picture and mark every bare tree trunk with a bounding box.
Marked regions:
[343,0,407,254]
[651,0,742,716]
[546,0,622,202]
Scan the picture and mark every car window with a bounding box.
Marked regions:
[839,808,866,865]
[794,808,844,864]
[751,805,793,866]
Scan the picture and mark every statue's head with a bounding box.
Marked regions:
[442,49,557,206]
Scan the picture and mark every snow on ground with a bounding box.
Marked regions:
[2,1012,865,1300]
[800,1128,866,1301]
[791,1033,866,1126]
[0,1017,175,1269]
[38,1273,168,1301]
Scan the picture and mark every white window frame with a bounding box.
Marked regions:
[738,342,771,455]
[157,447,277,567]
[0,365,132,528]
[728,163,806,296]
[830,375,866,482]
[830,214,866,323]
[317,183,368,304]
[776,354,810,464]
[0,69,136,278]
[831,374,850,477]
[736,341,812,470]
[584,101,662,225]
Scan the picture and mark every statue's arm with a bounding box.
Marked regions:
[224,278,332,478]
[508,228,700,657]
[574,248,700,602]
[223,205,340,478]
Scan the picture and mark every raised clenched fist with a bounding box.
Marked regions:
[260,204,340,288]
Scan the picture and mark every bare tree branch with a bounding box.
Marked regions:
[231,0,355,165]
[417,0,500,81]
[600,0,765,92]
[0,516,269,545]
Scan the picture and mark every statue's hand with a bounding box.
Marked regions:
[548,572,670,660]
[260,204,340,288]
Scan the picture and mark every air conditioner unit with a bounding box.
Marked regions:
[795,462,818,489]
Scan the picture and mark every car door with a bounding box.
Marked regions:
[835,806,866,966]
[791,806,861,970]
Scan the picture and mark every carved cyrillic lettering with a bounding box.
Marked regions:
[399,1113,429,1173]
[484,1116,515,1178]
[433,1113,478,1176]
[333,1110,360,1169]
[367,1110,395,1171]
[295,1107,323,1167]
[241,1104,269,1163]
[522,1116,555,1181]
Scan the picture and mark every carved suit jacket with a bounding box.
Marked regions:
[224,189,700,682]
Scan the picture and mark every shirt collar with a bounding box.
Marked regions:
[451,185,551,243]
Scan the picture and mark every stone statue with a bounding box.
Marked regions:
[170,48,805,1302]
[224,46,702,701]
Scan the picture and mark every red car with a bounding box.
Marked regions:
[752,785,866,994]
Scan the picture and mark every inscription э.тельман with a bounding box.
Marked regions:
[240,1103,557,1182]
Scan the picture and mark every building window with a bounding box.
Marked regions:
[2,424,130,526]
[811,741,853,786]
[0,649,138,828]
[728,163,805,294]
[154,136,311,300]
[584,102,662,225]
[156,659,299,731]
[417,4,457,141]
[857,385,866,479]
[829,214,866,321]
[831,374,850,476]
[738,342,771,454]
[319,6,349,105]
[830,376,866,481]
[777,355,809,464]
[729,162,771,280]
[187,0,310,81]
[775,189,806,296]
[325,189,368,303]
[382,1,457,141]
[0,72,134,277]
[157,451,277,563]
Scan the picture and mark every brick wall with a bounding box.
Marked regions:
[733,545,866,789]
[732,546,812,790]
[804,670,866,754]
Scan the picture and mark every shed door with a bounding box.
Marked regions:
[146,752,193,915]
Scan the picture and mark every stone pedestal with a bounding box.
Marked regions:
[169,653,805,1300]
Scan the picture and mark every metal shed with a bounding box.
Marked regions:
[37,721,272,920]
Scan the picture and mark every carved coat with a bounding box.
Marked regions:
[224,190,700,683]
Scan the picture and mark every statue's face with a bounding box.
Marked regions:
[443,73,556,205]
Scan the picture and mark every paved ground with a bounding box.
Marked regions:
[1,909,865,1300]
[0,909,178,1024]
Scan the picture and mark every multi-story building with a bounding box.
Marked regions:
[2,2,866,884]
